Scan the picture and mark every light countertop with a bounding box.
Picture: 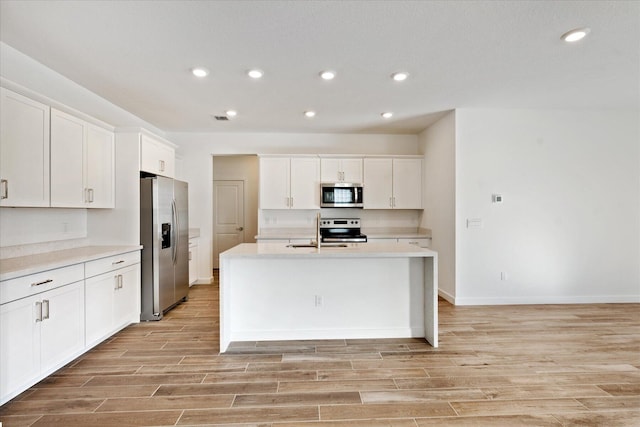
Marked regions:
[221,242,436,259]
[0,245,143,281]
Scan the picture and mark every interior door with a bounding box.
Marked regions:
[213,180,244,268]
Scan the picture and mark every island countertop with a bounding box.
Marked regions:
[221,242,436,259]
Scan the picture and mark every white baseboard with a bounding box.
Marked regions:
[452,294,640,306]
[231,327,425,343]
[194,276,213,285]
[438,288,455,304]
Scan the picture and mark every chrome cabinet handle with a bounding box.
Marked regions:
[35,301,43,322]
[114,275,119,290]
[112,260,125,265]
[188,251,192,261]
[85,188,94,203]
[159,160,165,172]
[290,197,293,208]
[42,299,50,320]
[0,179,7,199]
[31,279,53,287]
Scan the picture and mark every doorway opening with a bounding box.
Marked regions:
[212,155,258,268]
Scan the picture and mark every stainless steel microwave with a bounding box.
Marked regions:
[320,183,363,208]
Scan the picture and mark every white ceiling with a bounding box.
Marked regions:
[0,0,638,134]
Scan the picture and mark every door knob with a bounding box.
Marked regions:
[236,227,244,231]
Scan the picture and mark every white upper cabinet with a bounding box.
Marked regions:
[392,158,422,209]
[259,156,320,209]
[140,134,175,178]
[0,88,50,207]
[290,157,321,209]
[85,125,115,208]
[320,157,363,183]
[50,109,114,208]
[364,157,422,209]
[363,158,393,208]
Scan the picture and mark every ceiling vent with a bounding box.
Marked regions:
[213,115,229,121]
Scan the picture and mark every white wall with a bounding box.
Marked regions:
[0,43,159,255]
[418,111,456,302]
[455,108,640,304]
[168,132,420,281]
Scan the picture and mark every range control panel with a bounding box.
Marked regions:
[319,218,360,229]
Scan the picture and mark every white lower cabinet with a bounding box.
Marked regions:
[398,238,431,248]
[189,239,199,286]
[0,249,141,405]
[0,280,84,404]
[85,253,140,348]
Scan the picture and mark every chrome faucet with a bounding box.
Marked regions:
[316,212,321,250]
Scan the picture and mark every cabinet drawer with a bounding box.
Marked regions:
[398,238,431,248]
[0,264,84,305]
[85,251,141,278]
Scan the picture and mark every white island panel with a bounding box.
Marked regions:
[220,243,438,352]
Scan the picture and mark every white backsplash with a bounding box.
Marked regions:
[0,207,88,258]
[259,209,422,233]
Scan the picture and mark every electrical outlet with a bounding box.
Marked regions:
[501,272,508,281]
[314,295,323,307]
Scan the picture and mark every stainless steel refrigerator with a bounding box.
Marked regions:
[140,175,189,321]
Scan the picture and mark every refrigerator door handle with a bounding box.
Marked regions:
[171,199,178,264]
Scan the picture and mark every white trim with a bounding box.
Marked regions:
[452,295,640,306]
[438,288,455,304]
[230,327,425,343]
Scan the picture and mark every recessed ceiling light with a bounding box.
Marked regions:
[391,72,409,82]
[381,112,393,119]
[247,69,264,79]
[304,111,316,118]
[320,70,336,80]
[225,110,237,118]
[561,27,590,42]
[191,67,209,78]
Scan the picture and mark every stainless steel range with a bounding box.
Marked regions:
[319,218,367,243]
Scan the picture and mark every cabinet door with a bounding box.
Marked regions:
[393,159,422,209]
[85,272,116,347]
[0,295,41,403]
[40,281,85,375]
[259,157,290,209]
[0,88,50,207]
[290,157,320,209]
[50,109,85,207]
[398,238,430,248]
[86,125,115,208]
[113,264,140,330]
[341,158,363,183]
[189,241,198,285]
[363,158,393,209]
[140,134,175,178]
[320,158,341,182]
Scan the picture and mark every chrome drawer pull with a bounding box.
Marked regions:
[112,260,125,265]
[31,279,53,287]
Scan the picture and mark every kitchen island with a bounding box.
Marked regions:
[219,242,437,352]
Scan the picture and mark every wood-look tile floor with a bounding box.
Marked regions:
[1,278,639,426]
